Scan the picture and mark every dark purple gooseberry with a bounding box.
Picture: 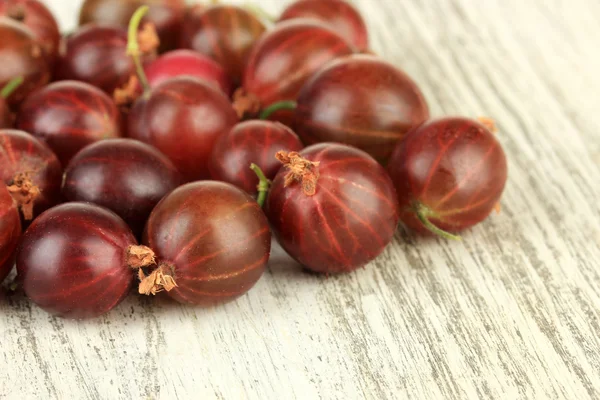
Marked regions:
[0,185,21,283]
[17,80,123,165]
[279,0,369,52]
[141,181,271,305]
[16,202,156,318]
[295,55,429,163]
[0,129,63,220]
[208,120,303,196]
[265,143,399,274]
[387,117,508,239]
[62,139,183,236]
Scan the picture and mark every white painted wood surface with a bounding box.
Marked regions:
[2,0,600,399]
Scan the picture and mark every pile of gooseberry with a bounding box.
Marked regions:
[0,0,508,319]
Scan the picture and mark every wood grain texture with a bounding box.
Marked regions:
[2,0,600,399]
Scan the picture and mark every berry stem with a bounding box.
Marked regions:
[260,101,297,120]
[414,203,462,241]
[250,163,271,207]
[1,77,24,99]
[127,6,151,93]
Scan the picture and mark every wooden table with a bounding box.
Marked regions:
[2,0,599,399]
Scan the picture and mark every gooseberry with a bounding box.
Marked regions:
[16,80,123,165]
[265,143,399,273]
[16,202,156,318]
[62,138,182,236]
[294,55,429,163]
[387,117,508,239]
[141,181,271,305]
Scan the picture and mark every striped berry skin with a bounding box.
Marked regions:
[17,80,122,166]
[208,120,303,195]
[79,0,186,53]
[279,0,369,52]
[16,203,139,319]
[237,20,355,123]
[387,117,508,235]
[143,181,271,305]
[295,55,429,164]
[180,5,266,86]
[0,129,63,219]
[0,18,49,107]
[266,143,399,274]
[0,185,21,283]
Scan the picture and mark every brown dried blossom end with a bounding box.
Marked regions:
[275,151,321,196]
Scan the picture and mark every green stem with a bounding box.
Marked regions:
[414,203,462,241]
[250,163,271,207]
[1,77,24,99]
[260,101,297,120]
[127,6,151,93]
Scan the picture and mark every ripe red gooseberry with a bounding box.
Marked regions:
[294,55,430,163]
[62,138,183,236]
[16,80,123,165]
[141,181,271,305]
[16,202,156,318]
[387,117,508,239]
[127,76,238,181]
[265,143,399,274]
